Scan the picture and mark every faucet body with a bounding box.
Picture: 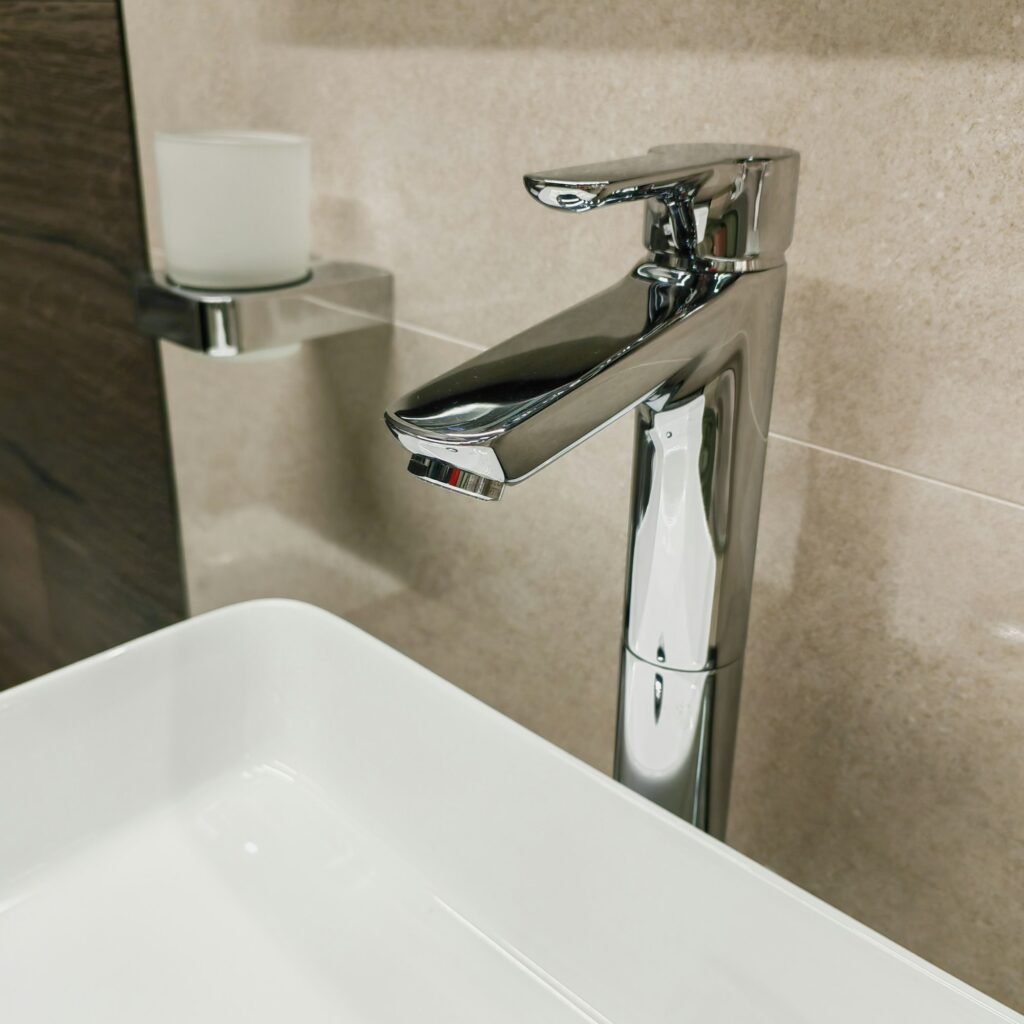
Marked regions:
[386,145,798,836]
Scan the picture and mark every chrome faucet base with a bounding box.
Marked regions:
[385,144,798,836]
[616,655,745,834]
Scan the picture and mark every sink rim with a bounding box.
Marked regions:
[1,598,1020,1024]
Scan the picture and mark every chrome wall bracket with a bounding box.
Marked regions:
[134,260,392,357]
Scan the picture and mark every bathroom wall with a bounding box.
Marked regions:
[122,0,1024,1008]
[0,2,185,688]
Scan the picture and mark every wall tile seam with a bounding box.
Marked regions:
[393,318,488,353]
[769,433,1024,513]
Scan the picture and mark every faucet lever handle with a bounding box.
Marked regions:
[524,143,798,270]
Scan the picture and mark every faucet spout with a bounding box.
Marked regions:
[385,266,737,487]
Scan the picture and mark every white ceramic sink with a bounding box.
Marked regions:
[1,600,1019,1022]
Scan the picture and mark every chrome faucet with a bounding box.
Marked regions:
[385,144,799,838]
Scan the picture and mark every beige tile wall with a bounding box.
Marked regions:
[124,0,1024,1008]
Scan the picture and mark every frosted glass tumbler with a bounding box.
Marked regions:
[154,131,311,290]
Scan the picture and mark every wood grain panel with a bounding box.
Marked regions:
[0,1,185,687]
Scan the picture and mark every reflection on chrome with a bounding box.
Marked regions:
[385,144,799,837]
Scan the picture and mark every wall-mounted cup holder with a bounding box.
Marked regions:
[134,260,392,357]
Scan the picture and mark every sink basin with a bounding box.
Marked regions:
[1,599,1019,1022]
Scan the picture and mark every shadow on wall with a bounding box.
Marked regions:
[768,271,932,465]
[728,274,1024,1004]
[733,444,1024,1006]
[267,0,1024,59]
[304,325,411,580]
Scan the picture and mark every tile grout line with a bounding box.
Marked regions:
[393,317,487,353]
[769,433,1024,512]
[391,318,1023,513]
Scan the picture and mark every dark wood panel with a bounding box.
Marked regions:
[0,1,147,262]
[0,1,186,687]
